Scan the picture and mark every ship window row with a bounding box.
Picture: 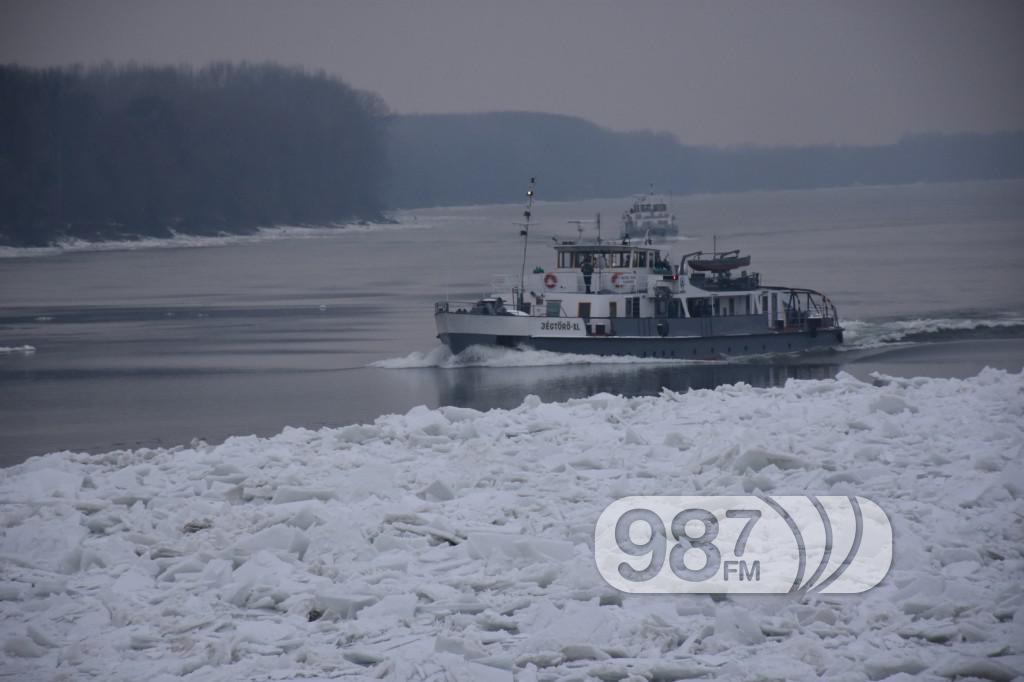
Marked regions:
[634,203,668,212]
[544,294,757,320]
[557,252,651,268]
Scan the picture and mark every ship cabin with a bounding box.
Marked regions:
[526,242,774,327]
[530,242,681,324]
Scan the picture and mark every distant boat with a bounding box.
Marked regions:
[620,190,679,239]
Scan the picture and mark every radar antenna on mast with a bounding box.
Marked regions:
[567,219,586,243]
[566,213,602,244]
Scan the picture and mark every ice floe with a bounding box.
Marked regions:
[0,369,1022,680]
[0,345,36,355]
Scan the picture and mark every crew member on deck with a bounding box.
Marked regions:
[581,255,594,293]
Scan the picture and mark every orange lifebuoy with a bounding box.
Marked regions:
[610,272,624,288]
[544,272,558,288]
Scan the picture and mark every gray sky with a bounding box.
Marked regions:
[2,0,1022,146]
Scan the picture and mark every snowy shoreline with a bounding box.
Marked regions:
[0,345,35,355]
[1,369,1022,680]
[0,216,432,259]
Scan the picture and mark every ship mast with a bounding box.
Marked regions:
[516,177,536,311]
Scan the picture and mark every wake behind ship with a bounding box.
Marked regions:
[434,180,842,359]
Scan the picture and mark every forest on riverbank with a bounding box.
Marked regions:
[0,63,389,246]
[2,63,1022,247]
[386,112,1024,207]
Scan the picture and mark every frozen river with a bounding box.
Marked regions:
[1,180,1022,464]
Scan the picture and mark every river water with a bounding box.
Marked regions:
[1,180,1022,464]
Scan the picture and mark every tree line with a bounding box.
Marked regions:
[386,111,1024,208]
[2,64,1022,246]
[0,63,389,246]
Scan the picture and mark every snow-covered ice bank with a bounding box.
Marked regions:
[0,227,343,258]
[0,216,432,259]
[1,370,1022,681]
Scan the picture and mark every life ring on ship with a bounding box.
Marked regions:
[610,272,624,289]
[544,272,558,288]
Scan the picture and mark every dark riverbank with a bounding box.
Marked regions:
[0,63,388,247]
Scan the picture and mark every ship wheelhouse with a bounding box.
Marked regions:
[552,243,668,273]
[531,242,679,323]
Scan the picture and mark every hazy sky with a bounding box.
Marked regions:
[2,1,1022,146]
